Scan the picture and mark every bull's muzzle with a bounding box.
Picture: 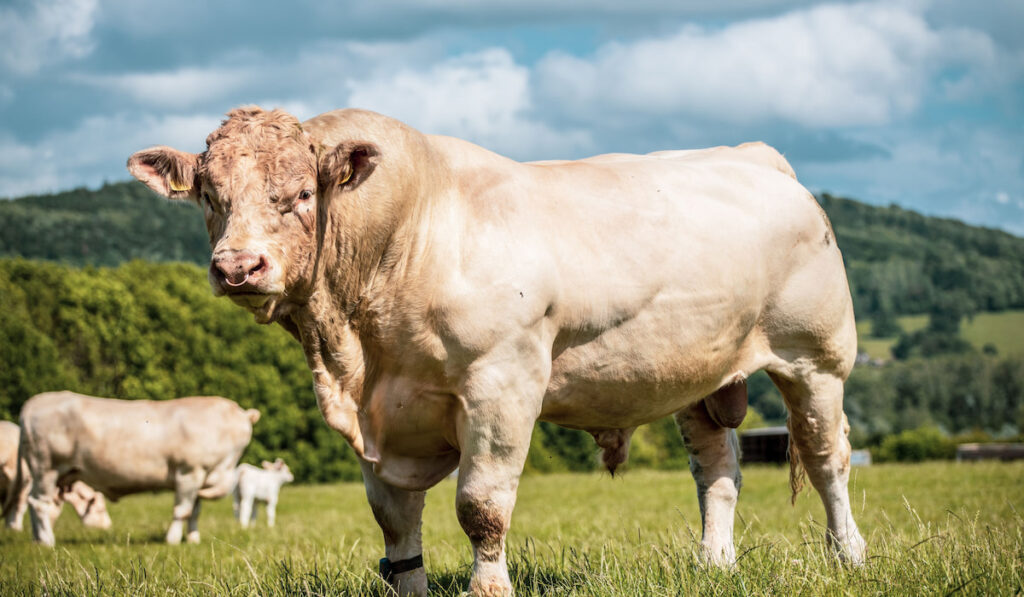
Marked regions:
[210,250,269,290]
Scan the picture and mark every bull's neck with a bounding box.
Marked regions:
[288,295,376,461]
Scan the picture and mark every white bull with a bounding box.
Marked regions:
[2,392,259,546]
[128,107,865,596]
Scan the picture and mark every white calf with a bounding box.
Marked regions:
[233,459,293,528]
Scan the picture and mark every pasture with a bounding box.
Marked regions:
[2,462,1021,595]
[856,309,1024,360]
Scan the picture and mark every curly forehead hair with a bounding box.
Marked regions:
[201,106,316,192]
[205,106,305,148]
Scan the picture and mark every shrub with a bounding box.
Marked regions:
[872,426,956,462]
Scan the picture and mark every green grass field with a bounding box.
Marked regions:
[856,309,1024,360]
[2,463,1022,595]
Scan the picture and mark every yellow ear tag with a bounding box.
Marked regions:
[169,179,191,192]
[339,170,352,185]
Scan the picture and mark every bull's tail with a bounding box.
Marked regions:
[245,409,261,424]
[2,428,28,522]
[786,417,808,505]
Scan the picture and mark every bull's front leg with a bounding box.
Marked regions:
[26,469,61,546]
[456,350,549,597]
[362,460,428,597]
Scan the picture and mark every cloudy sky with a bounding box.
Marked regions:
[2,0,1022,233]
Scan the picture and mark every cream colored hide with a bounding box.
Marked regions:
[128,107,865,596]
[6,392,259,546]
[2,421,113,532]
[0,420,30,530]
[232,459,294,528]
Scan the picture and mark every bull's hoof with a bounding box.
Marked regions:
[832,531,867,566]
[699,542,737,568]
[186,531,201,544]
[469,573,512,597]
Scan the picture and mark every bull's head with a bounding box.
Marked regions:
[126,106,379,324]
[61,482,113,530]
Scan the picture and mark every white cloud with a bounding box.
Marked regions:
[534,2,1001,127]
[0,0,98,75]
[75,67,254,110]
[347,48,591,159]
[795,123,1024,233]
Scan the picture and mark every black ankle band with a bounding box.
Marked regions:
[379,554,424,582]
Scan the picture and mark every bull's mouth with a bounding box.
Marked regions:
[226,292,272,308]
[217,288,281,324]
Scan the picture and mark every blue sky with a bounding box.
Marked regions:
[1,0,1022,233]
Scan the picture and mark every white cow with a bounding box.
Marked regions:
[2,392,259,546]
[233,458,294,528]
[1,420,111,531]
[129,107,865,596]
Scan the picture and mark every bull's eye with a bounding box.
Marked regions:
[298,190,312,201]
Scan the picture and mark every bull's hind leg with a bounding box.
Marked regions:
[768,369,865,563]
[674,401,742,565]
[167,468,203,545]
[361,461,428,597]
[187,499,202,544]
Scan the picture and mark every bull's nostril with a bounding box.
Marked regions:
[250,256,267,275]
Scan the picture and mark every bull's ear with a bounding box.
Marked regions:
[318,141,380,193]
[261,460,275,470]
[127,146,201,201]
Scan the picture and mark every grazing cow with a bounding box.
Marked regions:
[233,458,294,528]
[2,392,259,546]
[2,421,111,531]
[127,107,865,596]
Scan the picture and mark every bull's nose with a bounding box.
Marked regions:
[211,251,268,287]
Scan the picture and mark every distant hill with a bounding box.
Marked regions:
[0,182,208,266]
[2,182,1023,318]
[819,194,1024,319]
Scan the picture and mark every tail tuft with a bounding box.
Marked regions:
[786,418,807,505]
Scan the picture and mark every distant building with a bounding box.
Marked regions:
[850,449,872,467]
[740,427,874,466]
[739,426,789,464]
[956,443,1024,462]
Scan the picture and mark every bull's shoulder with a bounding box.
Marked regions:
[19,390,86,416]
